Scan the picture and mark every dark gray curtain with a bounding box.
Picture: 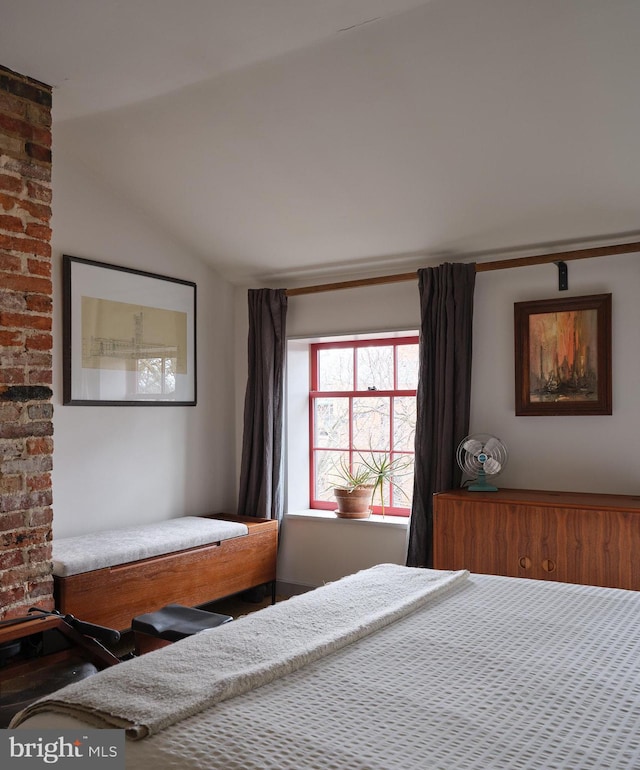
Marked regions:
[407,262,475,567]
[237,288,288,522]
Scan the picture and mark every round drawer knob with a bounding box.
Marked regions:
[542,559,556,573]
[519,556,531,569]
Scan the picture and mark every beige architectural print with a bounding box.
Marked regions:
[81,296,188,373]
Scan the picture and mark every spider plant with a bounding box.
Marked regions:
[356,451,412,517]
[328,456,373,492]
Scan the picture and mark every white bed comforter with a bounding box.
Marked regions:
[12,566,640,770]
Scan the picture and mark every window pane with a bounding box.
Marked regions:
[393,396,416,451]
[353,397,390,450]
[356,346,393,391]
[391,454,414,509]
[315,450,347,502]
[397,344,419,389]
[314,397,349,448]
[318,348,353,390]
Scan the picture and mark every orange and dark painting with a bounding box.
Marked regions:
[528,308,598,402]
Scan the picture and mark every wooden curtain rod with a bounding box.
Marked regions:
[285,240,640,297]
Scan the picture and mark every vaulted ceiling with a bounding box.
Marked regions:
[3,0,640,285]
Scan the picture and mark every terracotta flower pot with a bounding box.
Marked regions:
[334,486,373,518]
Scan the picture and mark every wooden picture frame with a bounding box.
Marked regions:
[63,255,197,406]
[514,293,611,416]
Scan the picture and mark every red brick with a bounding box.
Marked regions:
[26,542,53,563]
[26,351,52,367]
[24,294,52,313]
[0,192,51,221]
[0,586,26,613]
[25,332,52,350]
[2,454,52,475]
[0,271,51,294]
[0,403,21,422]
[26,578,54,603]
[0,234,51,257]
[1,603,34,620]
[0,437,24,458]
[0,474,23,494]
[26,180,51,203]
[0,548,24,570]
[0,134,23,155]
[0,173,23,195]
[25,143,52,164]
[0,312,52,331]
[26,403,53,420]
[0,350,50,368]
[26,437,53,455]
[0,367,24,385]
[0,214,24,233]
[0,329,23,346]
[25,224,52,241]
[26,102,52,129]
[0,67,53,616]
[0,421,53,439]
[0,114,49,146]
[0,90,26,118]
[28,507,52,528]
[0,252,23,272]
[27,257,51,277]
[0,156,50,184]
[0,488,52,514]
[2,274,52,295]
[0,113,32,139]
[0,511,27,531]
[28,369,52,386]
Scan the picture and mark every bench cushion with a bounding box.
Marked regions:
[52,517,249,577]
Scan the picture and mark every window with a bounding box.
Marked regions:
[310,336,419,516]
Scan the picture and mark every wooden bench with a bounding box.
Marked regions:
[52,514,278,631]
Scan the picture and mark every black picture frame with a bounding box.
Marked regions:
[63,255,197,406]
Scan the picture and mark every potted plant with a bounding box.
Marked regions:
[330,458,374,519]
[329,452,412,518]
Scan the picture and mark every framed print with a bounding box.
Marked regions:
[514,293,611,416]
[63,255,197,405]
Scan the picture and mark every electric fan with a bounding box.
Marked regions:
[456,433,508,492]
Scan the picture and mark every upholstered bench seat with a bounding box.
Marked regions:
[52,516,249,577]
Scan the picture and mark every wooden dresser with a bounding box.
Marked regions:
[433,488,640,590]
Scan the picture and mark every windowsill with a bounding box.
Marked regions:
[285,509,409,528]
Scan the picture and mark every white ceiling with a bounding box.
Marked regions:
[2,0,640,285]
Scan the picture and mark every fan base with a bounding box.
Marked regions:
[468,481,498,492]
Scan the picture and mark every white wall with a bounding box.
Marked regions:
[52,147,237,538]
[470,254,640,493]
[235,253,640,588]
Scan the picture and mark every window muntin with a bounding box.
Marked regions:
[310,337,418,516]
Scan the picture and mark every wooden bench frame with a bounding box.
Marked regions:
[53,515,278,631]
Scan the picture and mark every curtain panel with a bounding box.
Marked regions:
[237,288,288,522]
[407,262,475,567]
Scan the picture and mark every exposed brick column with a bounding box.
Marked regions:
[0,65,53,619]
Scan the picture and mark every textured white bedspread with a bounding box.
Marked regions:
[13,569,640,770]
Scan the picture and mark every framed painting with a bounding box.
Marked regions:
[63,255,197,405]
[514,293,611,416]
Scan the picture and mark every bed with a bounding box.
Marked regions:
[10,564,640,769]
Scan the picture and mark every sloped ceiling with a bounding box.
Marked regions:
[3,0,640,285]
